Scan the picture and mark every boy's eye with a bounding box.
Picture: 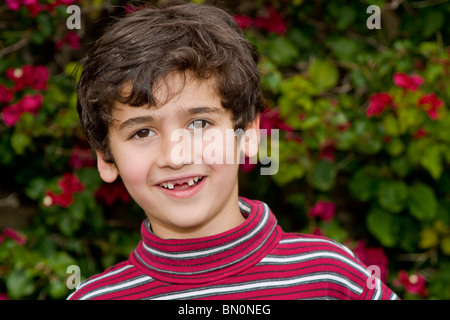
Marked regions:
[188,119,209,130]
[133,128,154,139]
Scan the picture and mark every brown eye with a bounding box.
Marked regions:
[189,120,209,130]
[134,129,153,138]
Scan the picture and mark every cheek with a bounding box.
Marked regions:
[112,147,152,186]
[201,129,240,165]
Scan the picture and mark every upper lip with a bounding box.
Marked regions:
[155,174,205,186]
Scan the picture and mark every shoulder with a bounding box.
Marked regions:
[268,232,363,270]
[66,260,148,300]
[266,232,399,300]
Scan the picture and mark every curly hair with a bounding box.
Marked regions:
[76,2,264,163]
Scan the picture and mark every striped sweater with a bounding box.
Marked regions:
[67,198,399,300]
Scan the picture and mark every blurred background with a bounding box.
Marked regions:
[1,0,449,300]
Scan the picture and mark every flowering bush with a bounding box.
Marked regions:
[0,0,449,300]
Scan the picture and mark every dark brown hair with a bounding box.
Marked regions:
[77,2,264,163]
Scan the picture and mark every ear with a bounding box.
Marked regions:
[96,151,119,183]
[240,113,260,158]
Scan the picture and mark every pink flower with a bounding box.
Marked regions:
[55,0,78,4]
[418,93,444,120]
[239,157,258,173]
[0,85,14,104]
[95,182,131,207]
[393,73,424,91]
[0,293,8,300]
[353,241,389,283]
[395,270,427,297]
[319,139,336,162]
[260,108,302,142]
[45,173,84,208]
[308,200,336,222]
[5,0,23,10]
[69,146,96,169]
[5,0,42,16]
[5,65,49,91]
[56,31,81,51]
[413,127,427,139]
[254,6,288,35]
[0,228,26,245]
[1,94,43,127]
[367,93,393,117]
[234,15,253,29]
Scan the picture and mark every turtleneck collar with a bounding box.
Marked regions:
[129,197,281,284]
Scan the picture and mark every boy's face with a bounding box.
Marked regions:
[96,74,259,239]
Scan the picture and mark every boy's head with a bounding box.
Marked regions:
[76,2,264,239]
[77,1,264,164]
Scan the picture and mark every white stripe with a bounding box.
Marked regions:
[261,251,369,276]
[68,264,134,299]
[79,276,151,300]
[280,237,355,257]
[143,203,270,259]
[372,277,382,300]
[152,273,362,300]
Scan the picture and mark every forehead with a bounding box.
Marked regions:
[111,73,229,123]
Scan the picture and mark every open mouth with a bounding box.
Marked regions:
[158,176,205,191]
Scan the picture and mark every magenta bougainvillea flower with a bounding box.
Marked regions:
[95,182,131,207]
[418,92,444,120]
[254,6,288,35]
[233,15,253,29]
[308,200,336,222]
[413,127,428,139]
[5,65,49,91]
[353,240,389,283]
[367,92,393,117]
[6,0,78,15]
[395,270,427,297]
[319,139,336,162]
[393,73,424,91]
[56,31,81,51]
[0,85,14,104]
[0,228,26,245]
[45,173,84,208]
[1,94,43,127]
[233,6,287,35]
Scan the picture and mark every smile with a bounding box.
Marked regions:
[159,176,204,190]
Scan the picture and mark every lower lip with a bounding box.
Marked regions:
[156,177,206,199]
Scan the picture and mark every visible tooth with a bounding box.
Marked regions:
[188,179,194,186]
[167,183,174,189]
[161,183,167,188]
[193,177,199,183]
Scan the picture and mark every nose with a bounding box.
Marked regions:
[156,128,196,169]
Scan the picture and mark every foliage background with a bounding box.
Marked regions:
[1,0,449,300]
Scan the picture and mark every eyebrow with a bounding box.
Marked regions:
[175,106,225,119]
[116,106,224,132]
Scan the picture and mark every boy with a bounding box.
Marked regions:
[68,2,398,300]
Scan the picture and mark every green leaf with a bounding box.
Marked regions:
[348,165,380,202]
[377,180,409,213]
[441,236,450,256]
[308,59,339,92]
[25,177,47,200]
[367,207,397,247]
[265,36,299,67]
[6,269,36,299]
[419,227,439,249]
[382,114,400,137]
[309,160,336,192]
[420,144,443,179]
[407,183,438,221]
[11,131,32,155]
[422,10,444,38]
[386,138,405,157]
